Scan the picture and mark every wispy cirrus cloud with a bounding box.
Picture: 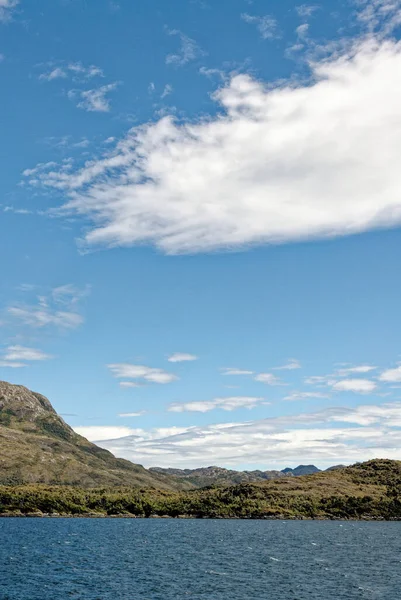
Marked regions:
[221,368,254,376]
[167,353,198,363]
[7,285,87,330]
[169,396,266,413]
[166,29,205,66]
[0,345,53,369]
[255,373,284,385]
[274,359,301,371]
[241,13,279,39]
[335,364,377,376]
[108,363,178,384]
[295,4,319,19]
[283,391,330,401]
[3,345,53,362]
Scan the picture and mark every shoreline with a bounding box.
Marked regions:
[1,513,399,521]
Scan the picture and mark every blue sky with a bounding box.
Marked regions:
[2,0,401,469]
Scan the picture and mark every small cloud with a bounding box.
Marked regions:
[39,67,67,81]
[119,381,143,388]
[166,29,205,67]
[255,373,283,385]
[168,353,198,363]
[109,363,178,384]
[336,365,377,376]
[169,396,266,413]
[38,61,104,82]
[221,368,254,376]
[71,82,119,113]
[284,391,330,401]
[161,84,173,99]
[296,23,309,38]
[332,379,377,394]
[3,345,53,362]
[379,365,401,383]
[274,359,301,371]
[295,4,319,19]
[241,13,278,39]
[118,412,145,418]
[0,360,27,369]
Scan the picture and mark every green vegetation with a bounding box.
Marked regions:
[1,460,401,520]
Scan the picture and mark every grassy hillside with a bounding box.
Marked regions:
[1,460,401,519]
[0,381,189,491]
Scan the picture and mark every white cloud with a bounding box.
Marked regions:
[284,391,330,401]
[336,364,377,376]
[161,84,173,99]
[39,67,67,82]
[74,426,137,442]
[332,378,377,393]
[70,82,119,113]
[95,401,401,468]
[6,284,87,330]
[167,353,198,363]
[357,0,401,35]
[169,396,266,413]
[39,62,104,82]
[241,13,278,39]
[0,0,18,23]
[255,373,283,385]
[25,40,401,255]
[221,368,254,376]
[119,381,143,389]
[295,4,319,18]
[274,359,301,371]
[3,345,53,361]
[166,30,205,66]
[379,365,401,382]
[67,62,103,79]
[108,363,178,384]
[8,306,82,329]
[296,23,309,39]
[118,412,145,418]
[0,360,26,368]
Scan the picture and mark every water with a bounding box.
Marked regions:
[1,519,400,599]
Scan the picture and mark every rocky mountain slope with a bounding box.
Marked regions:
[0,381,188,490]
[150,464,321,487]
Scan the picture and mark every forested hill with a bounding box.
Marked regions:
[1,460,401,520]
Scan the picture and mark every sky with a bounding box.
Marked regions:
[2,0,401,470]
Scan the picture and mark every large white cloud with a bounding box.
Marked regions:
[82,401,401,468]
[26,39,401,254]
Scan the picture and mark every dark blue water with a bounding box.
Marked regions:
[1,519,400,599]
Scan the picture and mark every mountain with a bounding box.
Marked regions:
[150,464,321,487]
[282,465,321,476]
[0,381,188,490]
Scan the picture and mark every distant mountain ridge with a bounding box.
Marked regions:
[150,464,323,487]
[0,381,188,490]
